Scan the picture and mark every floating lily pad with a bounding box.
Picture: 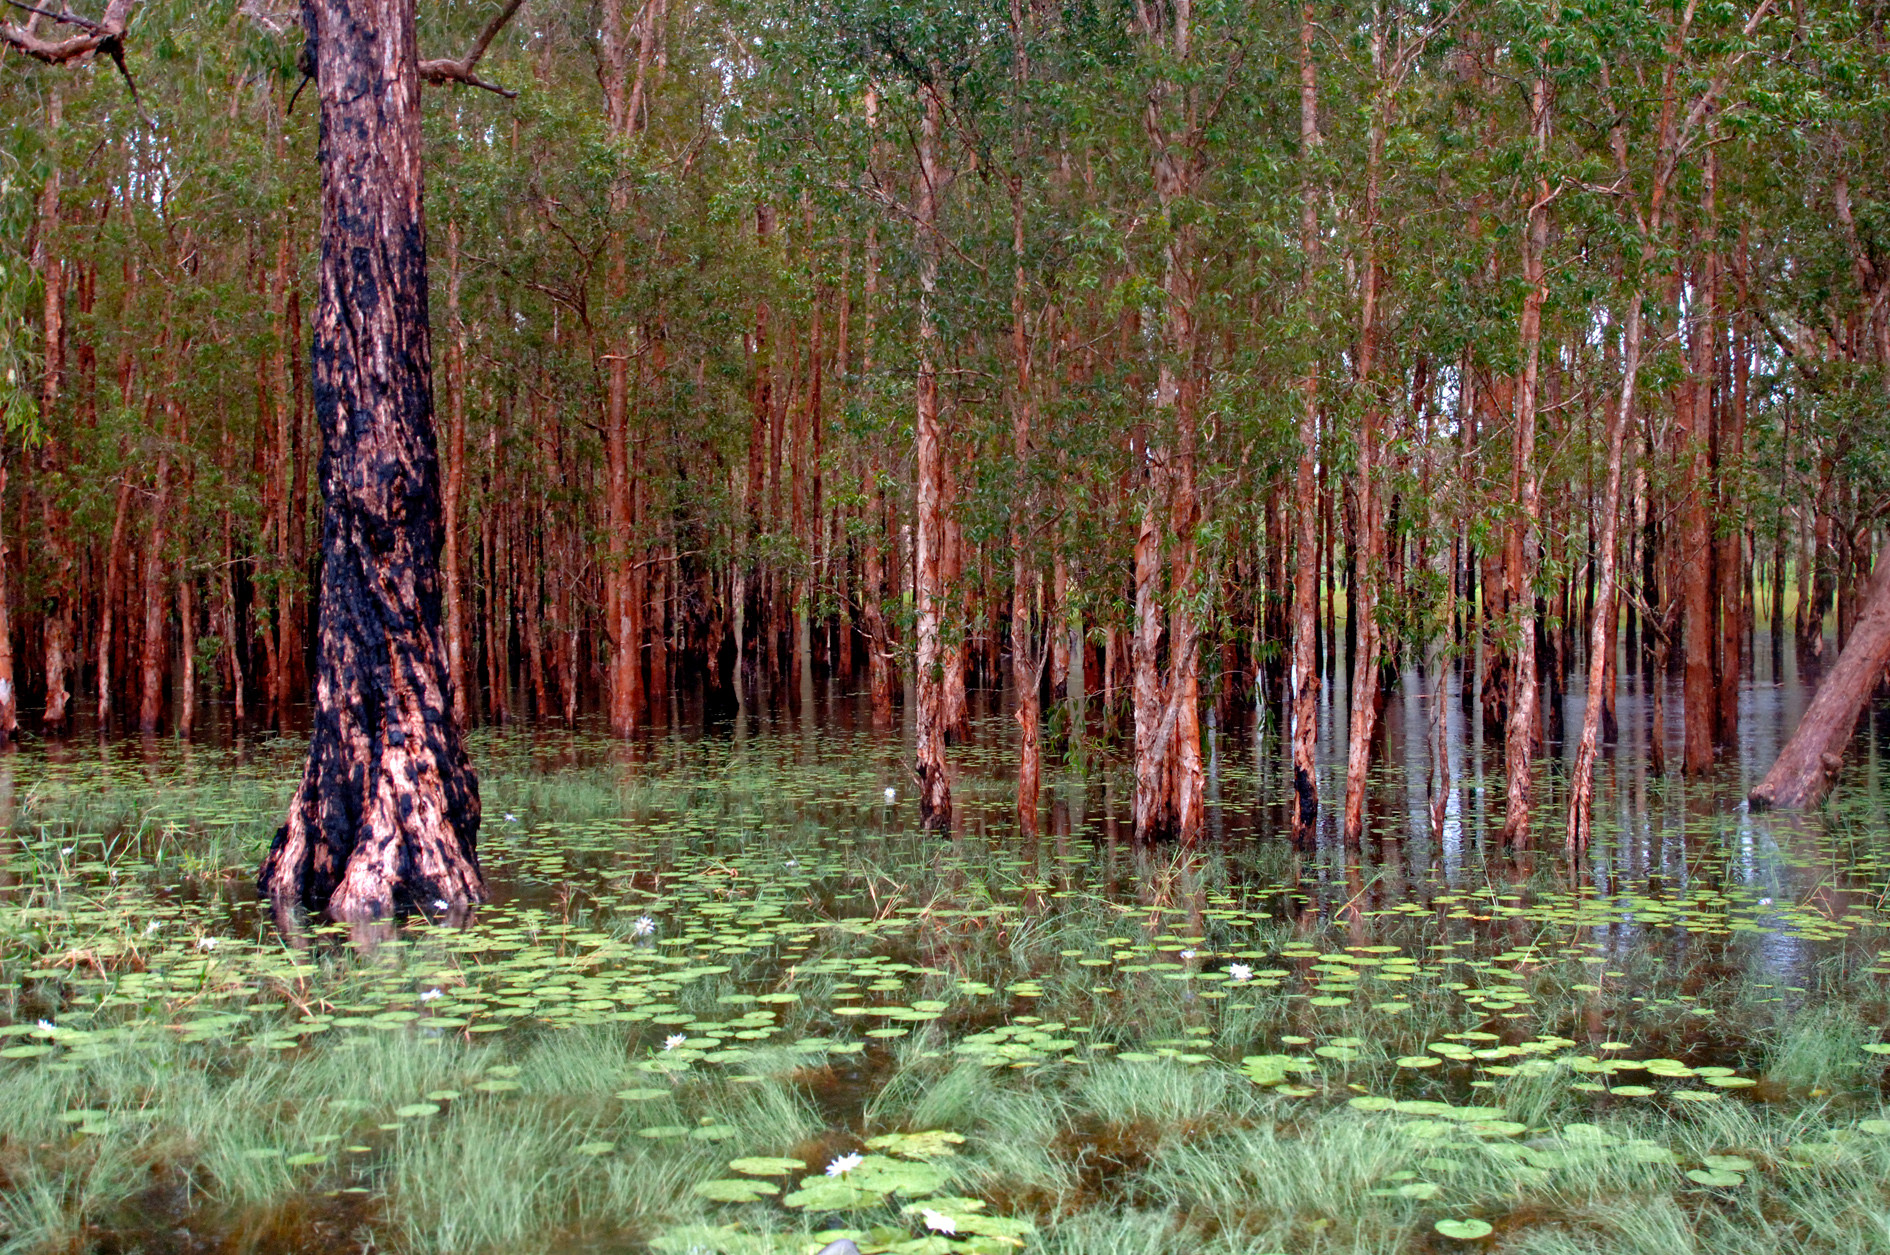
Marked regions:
[1435,1218,1493,1239]
[728,1156,807,1176]
[693,1178,779,1202]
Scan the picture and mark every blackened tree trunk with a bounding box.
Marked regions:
[257,0,483,920]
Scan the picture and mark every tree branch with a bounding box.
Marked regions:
[419,0,526,98]
[2,0,129,63]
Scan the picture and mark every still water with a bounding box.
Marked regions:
[3,637,1890,1254]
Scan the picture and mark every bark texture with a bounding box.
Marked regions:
[257,0,484,920]
[1750,541,1890,810]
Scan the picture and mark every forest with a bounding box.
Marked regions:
[3,0,1885,838]
[6,0,1890,1252]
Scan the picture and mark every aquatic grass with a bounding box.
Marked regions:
[1764,1006,1874,1094]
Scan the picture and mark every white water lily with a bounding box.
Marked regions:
[35,1019,54,1032]
[504,813,519,823]
[663,1034,687,1051]
[884,787,897,802]
[1229,963,1253,982]
[826,1152,863,1176]
[634,915,657,937]
[432,898,450,910]
[196,937,218,951]
[1180,949,1197,960]
[419,988,444,1002]
[920,1208,956,1234]
[143,920,162,935]
[60,847,74,856]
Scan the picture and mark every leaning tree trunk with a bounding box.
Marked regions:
[257,0,483,920]
[1751,540,1890,810]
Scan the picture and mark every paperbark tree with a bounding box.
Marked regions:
[913,81,952,830]
[1751,541,1890,809]
[1288,2,1322,843]
[258,0,518,919]
[1500,68,1549,845]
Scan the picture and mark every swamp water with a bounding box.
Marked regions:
[7,659,1890,1254]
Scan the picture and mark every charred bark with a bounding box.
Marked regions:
[257,0,483,920]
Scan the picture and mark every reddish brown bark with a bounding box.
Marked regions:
[1289,3,1322,842]
[1752,541,1890,808]
[443,218,470,729]
[1500,71,1549,845]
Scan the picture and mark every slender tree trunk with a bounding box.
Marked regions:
[0,461,12,741]
[1289,2,1322,842]
[138,428,172,734]
[1680,152,1720,775]
[97,478,132,728]
[176,568,195,738]
[913,83,952,830]
[1007,7,1041,831]
[443,218,470,728]
[29,87,65,737]
[258,0,484,919]
[1342,29,1388,845]
[1501,72,1549,845]
[1567,297,1642,847]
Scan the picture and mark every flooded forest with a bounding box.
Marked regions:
[5,0,1890,1252]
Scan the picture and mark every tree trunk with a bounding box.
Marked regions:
[1567,296,1642,847]
[0,461,12,742]
[1501,72,1549,845]
[1342,27,1388,845]
[1007,8,1041,831]
[176,568,195,739]
[443,218,470,728]
[913,84,952,830]
[97,478,132,728]
[1751,541,1890,809]
[258,0,483,920]
[138,395,176,734]
[1289,2,1322,842]
[1680,151,1720,775]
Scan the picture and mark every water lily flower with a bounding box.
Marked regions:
[826,1152,863,1176]
[60,847,74,856]
[1759,897,1773,906]
[196,937,218,951]
[920,1208,956,1234]
[663,1034,687,1051]
[420,988,444,1002]
[144,921,162,936]
[634,915,657,937]
[1180,949,1197,960]
[504,813,519,823]
[1229,963,1253,982]
[35,1019,54,1032]
[884,787,897,802]
[432,898,450,911]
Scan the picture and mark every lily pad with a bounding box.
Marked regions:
[692,1178,782,1202]
[1435,1218,1494,1240]
[728,1156,808,1176]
